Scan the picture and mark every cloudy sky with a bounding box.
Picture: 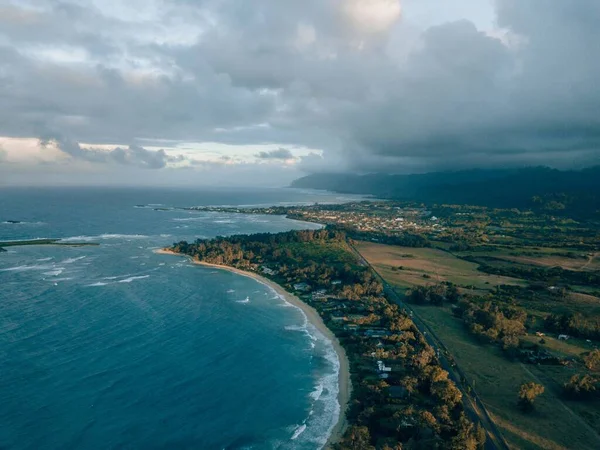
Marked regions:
[1,0,599,186]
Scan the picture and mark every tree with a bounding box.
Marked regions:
[432,380,463,408]
[446,283,461,303]
[518,382,545,411]
[340,426,375,450]
[584,349,600,371]
[400,376,419,398]
[564,374,599,399]
[449,413,485,450]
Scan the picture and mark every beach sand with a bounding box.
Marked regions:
[155,249,351,448]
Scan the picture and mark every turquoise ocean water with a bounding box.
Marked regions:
[0,187,357,450]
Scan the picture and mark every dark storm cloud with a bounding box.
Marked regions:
[255,148,294,160]
[1,0,600,175]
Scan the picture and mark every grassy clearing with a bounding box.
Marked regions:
[282,241,357,266]
[498,254,600,272]
[355,241,525,291]
[411,305,600,450]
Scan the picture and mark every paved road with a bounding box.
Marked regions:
[349,242,509,450]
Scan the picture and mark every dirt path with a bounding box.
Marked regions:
[579,252,598,271]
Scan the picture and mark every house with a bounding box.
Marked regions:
[558,334,570,341]
[365,329,390,338]
[293,282,310,292]
[331,280,342,286]
[312,289,328,300]
[377,360,392,373]
[347,314,368,322]
[535,332,545,337]
[261,266,277,276]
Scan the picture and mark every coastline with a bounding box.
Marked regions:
[155,248,351,448]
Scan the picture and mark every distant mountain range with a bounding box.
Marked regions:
[292,166,600,217]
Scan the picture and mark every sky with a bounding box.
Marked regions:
[1,0,599,186]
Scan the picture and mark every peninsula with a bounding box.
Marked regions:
[0,239,99,252]
[163,229,487,449]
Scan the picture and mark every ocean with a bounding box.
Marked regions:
[0,187,358,450]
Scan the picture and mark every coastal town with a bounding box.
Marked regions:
[184,201,446,240]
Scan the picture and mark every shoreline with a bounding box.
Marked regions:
[155,248,351,448]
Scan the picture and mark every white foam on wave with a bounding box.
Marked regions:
[226,289,235,293]
[103,274,130,280]
[172,217,201,222]
[36,257,53,262]
[267,287,340,449]
[291,424,307,440]
[221,274,342,449]
[61,256,87,264]
[60,234,150,242]
[118,275,150,283]
[43,268,64,277]
[298,339,341,449]
[87,282,109,287]
[236,296,250,304]
[1,263,56,272]
[310,383,324,401]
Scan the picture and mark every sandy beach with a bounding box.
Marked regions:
[155,248,351,448]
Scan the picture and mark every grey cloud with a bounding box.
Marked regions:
[47,137,183,169]
[255,148,294,160]
[1,0,600,179]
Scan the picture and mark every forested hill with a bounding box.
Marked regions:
[292,166,600,217]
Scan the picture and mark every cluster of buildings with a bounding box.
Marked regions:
[286,205,444,236]
[293,284,402,381]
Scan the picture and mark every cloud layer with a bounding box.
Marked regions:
[43,138,184,169]
[1,0,599,180]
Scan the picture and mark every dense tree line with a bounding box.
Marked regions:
[347,230,432,248]
[470,257,600,286]
[545,313,600,341]
[564,374,600,400]
[456,300,527,355]
[407,283,461,306]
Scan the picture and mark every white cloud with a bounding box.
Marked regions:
[343,0,402,34]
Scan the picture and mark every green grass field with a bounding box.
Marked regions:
[355,241,525,291]
[412,305,600,450]
[357,241,600,450]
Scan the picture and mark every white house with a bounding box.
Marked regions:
[558,334,570,341]
[376,360,392,373]
[293,282,310,292]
